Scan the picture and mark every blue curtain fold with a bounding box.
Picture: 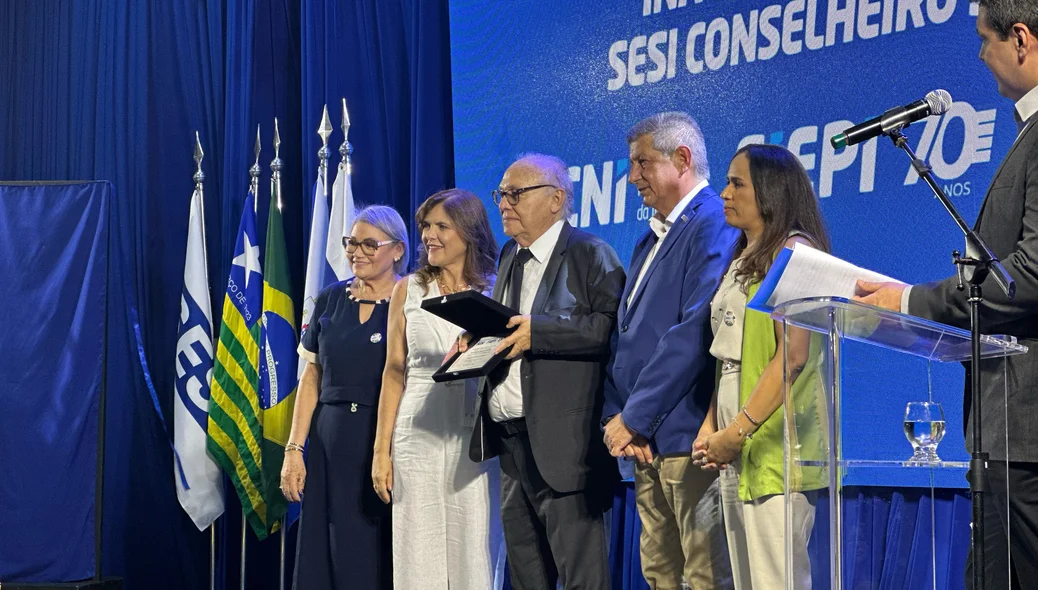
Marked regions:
[299,0,455,261]
[2,1,452,588]
[1,2,973,589]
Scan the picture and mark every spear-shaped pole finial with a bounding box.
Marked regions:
[271,117,283,175]
[250,125,262,210]
[193,131,205,187]
[271,118,283,210]
[318,105,334,197]
[339,98,353,174]
[318,104,333,180]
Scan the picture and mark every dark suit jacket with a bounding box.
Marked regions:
[469,222,626,493]
[603,187,740,454]
[909,114,1038,462]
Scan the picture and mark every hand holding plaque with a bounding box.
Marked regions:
[421,290,517,382]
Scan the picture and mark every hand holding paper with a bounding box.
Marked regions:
[853,280,908,312]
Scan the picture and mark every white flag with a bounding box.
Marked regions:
[325,158,356,282]
[300,170,330,380]
[173,187,225,531]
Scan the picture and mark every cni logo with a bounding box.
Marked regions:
[568,159,631,228]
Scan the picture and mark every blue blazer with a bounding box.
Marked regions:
[604,187,739,454]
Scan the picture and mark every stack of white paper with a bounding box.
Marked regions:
[747,242,903,312]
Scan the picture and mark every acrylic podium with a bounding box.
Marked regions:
[770,297,1027,590]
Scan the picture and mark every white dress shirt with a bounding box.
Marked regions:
[626,180,709,307]
[901,85,1038,314]
[489,219,566,422]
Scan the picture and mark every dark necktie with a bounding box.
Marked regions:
[507,248,534,310]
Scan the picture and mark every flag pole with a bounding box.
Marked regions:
[240,508,247,590]
[271,118,287,590]
[210,523,217,590]
[280,523,288,590]
[193,132,219,590]
[241,127,261,590]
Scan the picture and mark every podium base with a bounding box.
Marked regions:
[3,577,123,590]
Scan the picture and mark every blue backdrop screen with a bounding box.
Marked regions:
[450,0,1014,487]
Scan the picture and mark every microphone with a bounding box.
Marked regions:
[830,90,953,149]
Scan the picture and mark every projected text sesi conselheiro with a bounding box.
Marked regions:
[608,0,958,90]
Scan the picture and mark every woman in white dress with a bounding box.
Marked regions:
[372,188,506,590]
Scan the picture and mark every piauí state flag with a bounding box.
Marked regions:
[207,190,271,539]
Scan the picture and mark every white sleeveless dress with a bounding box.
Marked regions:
[391,276,506,590]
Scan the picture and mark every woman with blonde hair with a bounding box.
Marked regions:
[281,205,408,590]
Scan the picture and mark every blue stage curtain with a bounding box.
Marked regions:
[1,1,452,588]
[300,0,456,257]
[0,2,973,589]
[0,2,235,588]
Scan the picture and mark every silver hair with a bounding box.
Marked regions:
[626,112,710,181]
[352,205,409,274]
[514,152,574,219]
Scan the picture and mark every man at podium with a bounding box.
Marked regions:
[856,2,1038,586]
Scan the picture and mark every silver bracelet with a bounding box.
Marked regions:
[285,442,305,453]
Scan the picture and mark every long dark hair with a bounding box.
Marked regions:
[413,188,499,295]
[733,144,831,287]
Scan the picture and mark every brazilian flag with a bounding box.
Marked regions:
[207,191,271,538]
[259,178,299,532]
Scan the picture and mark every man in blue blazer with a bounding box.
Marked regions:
[603,112,739,589]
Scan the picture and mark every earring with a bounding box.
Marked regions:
[394,257,401,262]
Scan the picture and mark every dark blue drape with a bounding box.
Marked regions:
[300,0,455,255]
[1,1,452,588]
[0,1,971,589]
[0,183,110,583]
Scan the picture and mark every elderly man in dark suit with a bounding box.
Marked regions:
[857,2,1038,587]
[466,153,625,590]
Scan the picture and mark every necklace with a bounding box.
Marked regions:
[347,280,391,304]
[437,275,469,295]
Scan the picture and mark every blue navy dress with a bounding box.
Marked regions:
[293,279,392,590]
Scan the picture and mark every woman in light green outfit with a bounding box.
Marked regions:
[692,144,831,590]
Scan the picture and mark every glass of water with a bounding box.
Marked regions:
[904,401,946,465]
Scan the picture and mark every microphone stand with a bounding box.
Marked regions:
[885,127,1015,590]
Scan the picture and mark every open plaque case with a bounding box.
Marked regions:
[421,290,518,382]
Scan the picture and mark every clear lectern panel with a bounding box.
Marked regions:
[772,298,1025,590]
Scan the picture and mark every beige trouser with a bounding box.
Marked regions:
[635,454,730,590]
[719,464,816,590]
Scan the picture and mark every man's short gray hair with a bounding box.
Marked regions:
[352,205,409,274]
[626,112,710,181]
[514,152,574,219]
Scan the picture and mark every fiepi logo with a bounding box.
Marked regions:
[738,100,996,198]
